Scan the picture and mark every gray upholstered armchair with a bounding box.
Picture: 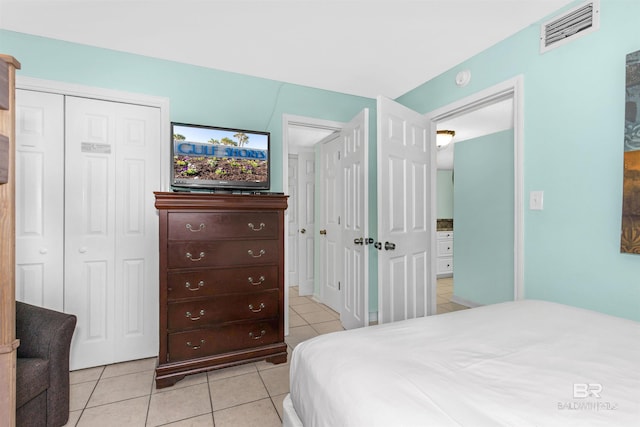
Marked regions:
[15,301,77,427]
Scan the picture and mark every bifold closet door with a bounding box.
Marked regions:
[64,96,160,370]
[15,90,65,311]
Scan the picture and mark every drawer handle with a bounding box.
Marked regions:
[186,339,205,350]
[247,249,265,258]
[185,281,205,291]
[248,222,266,231]
[186,252,205,262]
[248,303,266,313]
[249,330,266,340]
[186,223,206,232]
[185,309,205,321]
[247,276,265,286]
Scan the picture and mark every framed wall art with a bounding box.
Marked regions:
[621,49,640,253]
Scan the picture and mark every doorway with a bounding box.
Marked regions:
[427,76,524,312]
[282,110,369,331]
[282,114,343,333]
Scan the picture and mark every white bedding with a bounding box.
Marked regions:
[289,300,640,426]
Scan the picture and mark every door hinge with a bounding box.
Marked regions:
[338,216,341,225]
[338,281,341,291]
[167,353,170,362]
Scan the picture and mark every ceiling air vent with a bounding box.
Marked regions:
[540,0,600,53]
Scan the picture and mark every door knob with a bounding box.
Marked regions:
[319,229,327,235]
[384,242,396,250]
[300,228,306,234]
[354,237,364,245]
[374,242,382,250]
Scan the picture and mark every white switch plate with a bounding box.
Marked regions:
[530,190,544,210]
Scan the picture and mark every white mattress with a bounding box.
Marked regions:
[289,300,640,426]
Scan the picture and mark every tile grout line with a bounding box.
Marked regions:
[73,365,104,426]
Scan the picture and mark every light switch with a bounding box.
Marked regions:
[530,191,544,210]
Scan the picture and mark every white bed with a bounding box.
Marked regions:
[285,300,640,426]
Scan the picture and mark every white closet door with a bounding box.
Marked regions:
[319,135,342,312]
[297,150,316,296]
[287,154,299,289]
[64,96,160,369]
[15,90,65,310]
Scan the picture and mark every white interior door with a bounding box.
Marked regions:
[297,150,315,296]
[340,109,369,329]
[64,96,160,369]
[377,96,433,324]
[15,89,65,311]
[287,154,299,289]
[319,134,342,312]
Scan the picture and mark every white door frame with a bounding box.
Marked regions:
[282,114,344,334]
[16,76,171,189]
[425,76,524,312]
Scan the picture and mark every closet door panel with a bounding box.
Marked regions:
[65,99,117,368]
[114,103,160,360]
[14,89,64,310]
[65,96,160,369]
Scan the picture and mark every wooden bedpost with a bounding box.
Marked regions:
[0,53,21,427]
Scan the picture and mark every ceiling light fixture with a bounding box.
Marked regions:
[436,130,455,150]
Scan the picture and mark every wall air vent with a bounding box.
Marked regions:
[540,0,600,53]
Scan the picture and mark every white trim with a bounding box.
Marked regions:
[16,76,171,191]
[425,75,525,301]
[449,295,482,309]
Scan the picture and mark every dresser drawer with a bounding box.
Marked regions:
[168,290,279,330]
[437,240,453,256]
[168,240,280,268]
[437,258,453,273]
[167,265,278,300]
[168,212,278,241]
[168,319,280,362]
[437,231,453,240]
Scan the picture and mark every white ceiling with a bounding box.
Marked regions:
[0,0,574,99]
[288,125,337,149]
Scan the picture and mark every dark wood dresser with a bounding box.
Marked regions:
[154,192,288,388]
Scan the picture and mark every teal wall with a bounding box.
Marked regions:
[0,29,381,313]
[436,170,454,219]
[0,30,376,192]
[398,0,640,320]
[453,130,514,305]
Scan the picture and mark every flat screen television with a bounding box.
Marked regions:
[171,122,270,191]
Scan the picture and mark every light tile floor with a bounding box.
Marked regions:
[64,280,466,426]
[64,286,342,427]
[436,276,469,314]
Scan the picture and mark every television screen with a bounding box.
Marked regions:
[171,122,270,191]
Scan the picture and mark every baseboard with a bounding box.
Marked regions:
[450,295,483,308]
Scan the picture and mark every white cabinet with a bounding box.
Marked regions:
[436,231,453,277]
